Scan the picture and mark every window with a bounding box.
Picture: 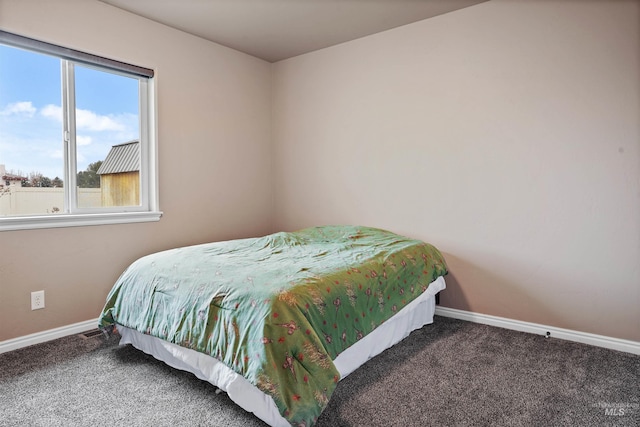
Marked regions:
[0,30,160,231]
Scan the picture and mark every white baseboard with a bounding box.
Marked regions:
[0,318,100,354]
[2,311,639,356]
[435,307,640,355]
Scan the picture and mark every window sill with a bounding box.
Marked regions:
[0,211,163,232]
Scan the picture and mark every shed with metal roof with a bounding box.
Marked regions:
[97,140,140,175]
[97,140,140,207]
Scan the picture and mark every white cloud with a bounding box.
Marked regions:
[41,104,63,121]
[1,101,37,117]
[40,104,126,132]
[76,135,92,146]
[76,108,125,132]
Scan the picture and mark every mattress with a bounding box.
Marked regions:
[100,226,448,425]
[118,275,445,427]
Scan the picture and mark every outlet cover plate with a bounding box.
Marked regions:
[31,290,45,310]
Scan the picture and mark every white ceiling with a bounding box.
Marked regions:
[99,0,487,62]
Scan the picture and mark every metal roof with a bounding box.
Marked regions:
[2,174,26,181]
[0,164,26,180]
[97,140,140,175]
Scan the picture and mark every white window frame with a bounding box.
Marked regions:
[0,31,161,232]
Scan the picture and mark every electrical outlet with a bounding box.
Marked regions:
[31,290,45,310]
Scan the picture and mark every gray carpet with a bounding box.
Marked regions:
[1,316,638,426]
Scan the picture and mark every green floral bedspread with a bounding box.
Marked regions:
[99,225,448,426]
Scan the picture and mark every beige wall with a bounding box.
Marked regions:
[272,0,640,341]
[0,0,273,341]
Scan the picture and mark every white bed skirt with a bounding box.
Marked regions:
[118,276,446,427]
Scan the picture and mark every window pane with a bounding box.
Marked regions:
[0,44,63,216]
[0,31,157,231]
[74,64,140,208]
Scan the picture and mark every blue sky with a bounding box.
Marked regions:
[0,43,139,180]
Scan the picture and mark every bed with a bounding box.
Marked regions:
[99,225,448,426]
